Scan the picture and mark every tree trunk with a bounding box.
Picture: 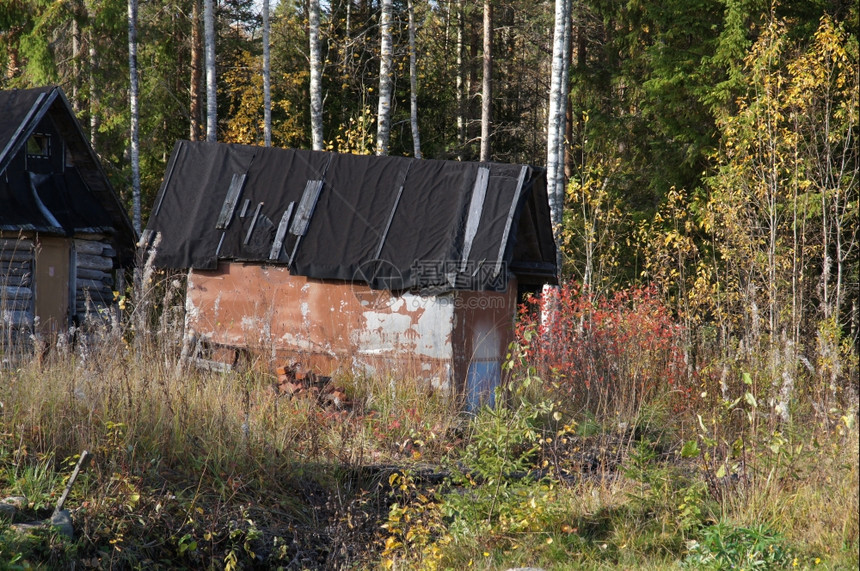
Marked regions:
[204,0,217,142]
[309,0,323,150]
[128,0,141,234]
[190,0,203,141]
[376,0,394,156]
[346,0,351,38]
[558,0,572,184]
[546,0,571,254]
[479,0,492,162]
[5,30,20,79]
[455,0,465,158]
[565,12,581,180]
[408,0,421,158]
[262,0,272,147]
[88,28,98,152]
[71,15,80,113]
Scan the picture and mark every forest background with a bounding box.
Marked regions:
[1,0,857,356]
[0,0,858,568]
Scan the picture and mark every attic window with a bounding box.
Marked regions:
[27,133,50,157]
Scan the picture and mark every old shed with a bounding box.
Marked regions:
[144,141,556,407]
[0,86,135,343]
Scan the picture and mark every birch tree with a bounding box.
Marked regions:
[309,0,323,150]
[262,0,271,147]
[127,0,141,234]
[407,0,421,158]
[204,0,216,142]
[71,9,80,112]
[88,27,98,151]
[375,0,393,156]
[479,0,492,162]
[455,0,465,158]
[546,0,571,251]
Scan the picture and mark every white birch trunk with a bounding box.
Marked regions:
[346,0,351,37]
[89,28,98,152]
[455,0,465,157]
[375,0,393,156]
[557,0,572,199]
[546,0,571,252]
[479,0,492,162]
[204,0,217,142]
[309,0,323,150]
[128,0,141,234]
[262,0,271,147]
[408,0,421,158]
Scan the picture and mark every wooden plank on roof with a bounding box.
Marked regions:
[374,184,405,260]
[459,166,490,272]
[493,166,529,278]
[215,173,247,230]
[215,232,225,256]
[153,141,185,217]
[244,202,264,245]
[289,180,324,237]
[269,202,295,261]
[374,161,413,261]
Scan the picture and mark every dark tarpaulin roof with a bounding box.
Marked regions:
[0,168,113,232]
[0,89,48,166]
[144,141,556,291]
[0,86,136,264]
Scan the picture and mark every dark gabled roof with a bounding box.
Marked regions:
[0,86,136,264]
[144,141,557,291]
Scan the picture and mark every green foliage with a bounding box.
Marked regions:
[622,437,711,547]
[683,521,795,570]
[443,376,557,534]
[379,470,449,569]
[699,13,858,342]
[11,459,61,513]
[0,1,858,568]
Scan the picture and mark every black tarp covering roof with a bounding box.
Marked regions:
[0,86,136,264]
[144,141,556,291]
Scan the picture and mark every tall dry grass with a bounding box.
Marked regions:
[0,251,856,568]
[1,240,463,497]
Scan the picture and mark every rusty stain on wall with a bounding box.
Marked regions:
[185,262,518,399]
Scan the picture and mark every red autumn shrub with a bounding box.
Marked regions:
[515,283,690,419]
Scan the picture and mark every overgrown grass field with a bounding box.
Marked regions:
[0,282,857,569]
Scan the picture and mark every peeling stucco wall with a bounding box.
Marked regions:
[185,262,467,391]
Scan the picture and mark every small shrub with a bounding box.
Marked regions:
[516,283,691,420]
[379,470,449,570]
[683,521,795,570]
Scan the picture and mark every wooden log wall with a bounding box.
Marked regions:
[73,238,115,320]
[0,237,35,330]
